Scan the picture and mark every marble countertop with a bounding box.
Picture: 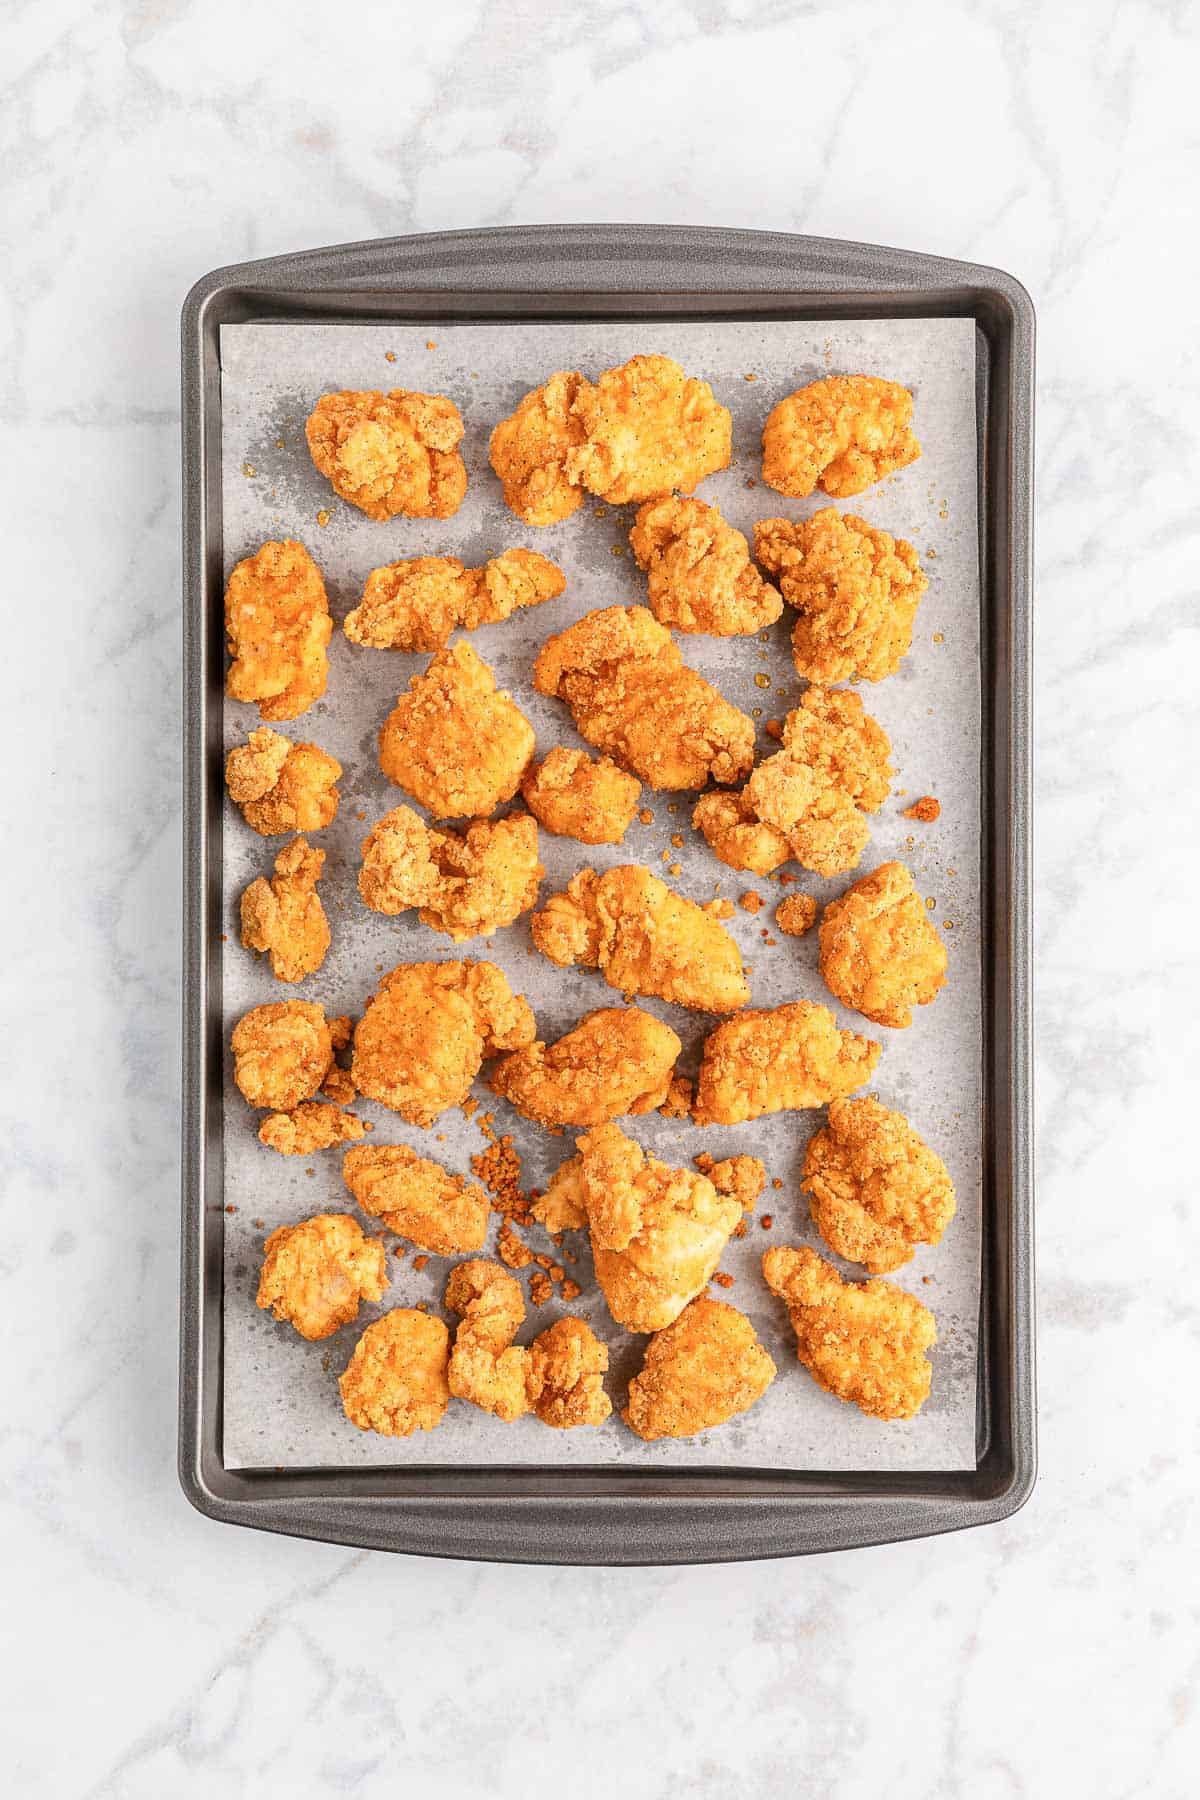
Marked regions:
[5,1,1197,1794]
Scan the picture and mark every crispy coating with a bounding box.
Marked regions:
[819,861,948,1028]
[358,807,542,941]
[257,1213,387,1341]
[565,355,732,505]
[339,1309,451,1436]
[225,728,341,836]
[224,539,332,721]
[629,496,782,636]
[342,1143,490,1255]
[490,1007,680,1129]
[352,959,535,1126]
[520,748,642,846]
[533,605,754,790]
[527,1317,612,1428]
[488,370,589,525]
[231,1000,334,1111]
[239,836,330,982]
[693,1000,881,1126]
[755,510,928,685]
[762,1245,935,1421]
[760,374,920,500]
[706,1153,766,1214]
[378,641,535,818]
[531,864,748,1013]
[776,893,819,937]
[692,687,892,878]
[258,1101,367,1156]
[802,1096,956,1273]
[305,389,467,521]
[445,1259,531,1422]
[344,549,566,653]
[623,1296,776,1440]
[533,1124,742,1332]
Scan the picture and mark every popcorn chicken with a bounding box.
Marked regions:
[239,836,330,982]
[339,1309,452,1437]
[258,1101,366,1156]
[344,549,565,653]
[629,496,782,635]
[775,893,818,937]
[526,1317,611,1428]
[358,807,542,941]
[256,1213,387,1341]
[761,374,920,500]
[224,539,332,721]
[488,370,589,525]
[378,641,535,818]
[623,1296,776,1440]
[490,1007,680,1129]
[565,355,732,504]
[225,728,341,836]
[802,1096,956,1273]
[693,1000,881,1126]
[819,861,947,1028]
[306,389,467,521]
[342,1143,490,1255]
[520,748,642,846]
[231,1000,334,1111]
[445,1259,532,1422]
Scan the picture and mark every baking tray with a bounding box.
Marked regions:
[180,224,1034,1564]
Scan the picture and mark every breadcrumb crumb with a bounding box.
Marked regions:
[903,795,941,822]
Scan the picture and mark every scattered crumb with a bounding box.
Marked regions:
[660,1075,694,1119]
[610,545,625,558]
[225,1204,236,1214]
[549,1264,565,1283]
[561,1278,582,1302]
[426,340,437,350]
[529,1271,553,1306]
[384,350,397,362]
[639,808,654,825]
[707,897,736,921]
[903,795,941,822]
[744,477,757,489]
[776,893,818,938]
[732,1220,748,1239]
[661,849,671,863]
[933,632,945,644]
[761,1214,774,1230]
[461,1097,478,1119]
[393,1244,407,1258]
[412,1254,430,1272]
[712,1272,735,1289]
[761,933,777,945]
[771,1178,783,1191]
[316,508,331,528]
[671,833,684,849]
[743,373,758,382]
[242,462,256,478]
[669,863,682,877]
[497,1221,533,1269]
[470,1126,528,1220]
[739,891,764,914]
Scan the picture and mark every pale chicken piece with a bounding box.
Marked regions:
[533,605,754,791]
[378,641,535,818]
[776,893,819,937]
[258,1101,367,1156]
[520,748,642,846]
[762,1244,935,1421]
[488,370,589,526]
[531,864,748,1013]
[344,549,565,653]
[564,354,732,505]
[225,728,341,836]
[629,496,782,635]
[339,1309,452,1437]
[239,836,330,982]
[527,1317,612,1428]
[802,1096,956,1274]
[224,539,332,721]
[305,389,467,521]
[489,1006,681,1129]
[342,1143,490,1255]
[351,959,535,1127]
[256,1213,387,1341]
[231,1000,334,1111]
[444,1259,532,1422]
[760,374,920,500]
[819,861,947,1028]
[358,807,541,941]
[693,1000,881,1126]
[755,510,928,685]
[623,1297,777,1440]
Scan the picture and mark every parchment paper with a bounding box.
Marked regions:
[218,318,981,1471]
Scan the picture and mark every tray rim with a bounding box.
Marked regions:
[180,223,1035,1565]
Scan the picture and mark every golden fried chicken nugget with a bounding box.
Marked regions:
[520,748,641,846]
[819,861,947,1028]
[258,1101,366,1156]
[339,1309,451,1437]
[231,1000,334,1111]
[566,354,732,504]
[239,836,330,982]
[358,806,541,941]
[693,1000,880,1126]
[256,1212,387,1341]
[344,549,565,653]
[490,1007,680,1129]
[342,1143,490,1255]
[629,496,782,636]
[527,1317,611,1428]
[224,539,332,722]
[225,728,342,836]
[776,893,818,937]
[755,510,928,685]
[378,641,536,818]
[352,959,535,1126]
[802,1096,956,1273]
[489,370,589,525]
[533,605,754,790]
[762,1245,935,1420]
[445,1259,532,1422]
[623,1297,776,1440]
[306,388,467,521]
[761,374,920,500]
[531,864,748,1013]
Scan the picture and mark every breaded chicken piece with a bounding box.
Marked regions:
[224,540,332,722]
[533,605,754,790]
[256,1212,387,1341]
[490,1006,680,1128]
[445,1259,532,1422]
[520,748,642,846]
[352,959,535,1126]
[755,510,928,685]
[358,806,542,941]
[693,1000,881,1126]
[629,496,783,636]
[531,864,748,1013]
[342,1143,490,1255]
[776,893,818,937]
[225,728,342,836]
[698,1152,766,1214]
[692,687,892,878]
[231,1000,334,1111]
[762,1245,935,1420]
[623,1296,777,1440]
[802,1096,956,1273]
[378,641,535,818]
[239,836,330,982]
[344,549,566,653]
[761,374,920,500]
[527,1317,612,1428]
[565,354,732,505]
[305,389,467,521]
[339,1309,451,1437]
[533,1124,743,1332]
[489,370,589,526]
[258,1100,367,1156]
[819,861,948,1028]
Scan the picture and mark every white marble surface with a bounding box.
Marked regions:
[3,2,1197,1794]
